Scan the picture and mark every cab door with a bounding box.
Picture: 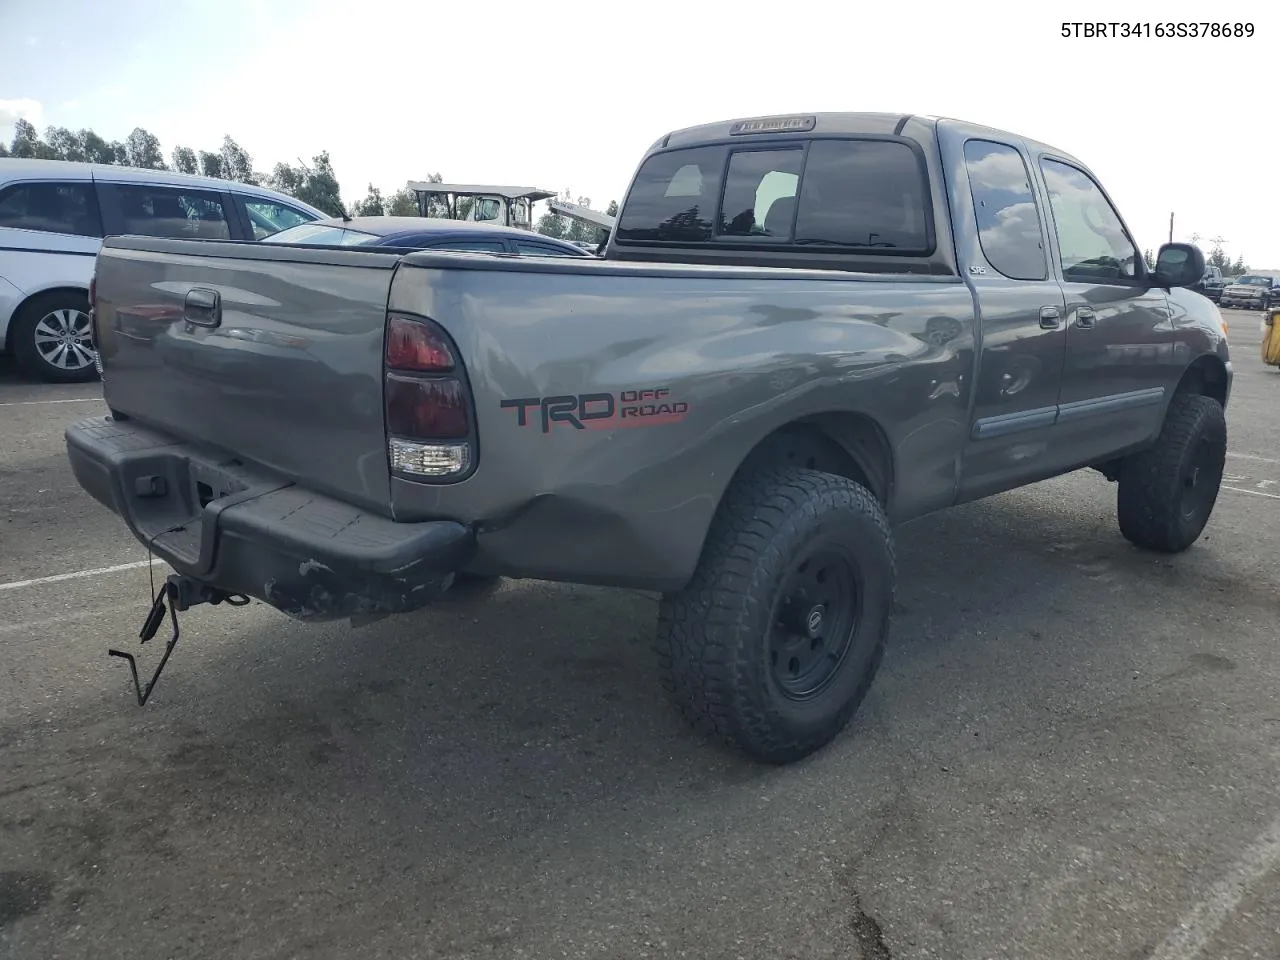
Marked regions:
[937,126,1070,502]
[1032,156,1174,466]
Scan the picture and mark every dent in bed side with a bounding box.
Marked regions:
[386,257,977,592]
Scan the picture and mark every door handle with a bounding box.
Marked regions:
[184,287,221,328]
[1075,306,1096,329]
[1039,305,1061,329]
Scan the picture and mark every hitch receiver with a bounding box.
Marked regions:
[109,573,248,706]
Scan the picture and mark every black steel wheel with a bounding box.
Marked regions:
[656,465,895,764]
[1117,393,1226,553]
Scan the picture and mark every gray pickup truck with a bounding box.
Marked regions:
[68,112,1232,764]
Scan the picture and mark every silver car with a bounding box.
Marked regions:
[0,158,326,382]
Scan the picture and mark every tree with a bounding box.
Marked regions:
[0,142,7,157]
[535,209,566,238]
[385,187,419,216]
[219,136,256,183]
[1230,255,1248,275]
[536,188,572,238]
[171,145,198,174]
[354,184,385,216]
[125,127,166,169]
[10,119,54,159]
[565,195,599,244]
[45,126,86,161]
[198,150,224,179]
[606,200,618,217]
[1143,248,1156,271]
[293,151,344,216]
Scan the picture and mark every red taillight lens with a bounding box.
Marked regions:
[386,315,454,371]
[386,374,469,439]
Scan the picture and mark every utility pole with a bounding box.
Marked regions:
[1169,212,1174,243]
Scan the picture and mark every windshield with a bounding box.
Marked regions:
[260,223,379,246]
[1234,276,1270,285]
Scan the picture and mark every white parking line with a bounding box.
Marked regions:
[1222,485,1280,501]
[1148,814,1280,960]
[0,559,161,593]
[1226,452,1280,465]
[0,397,102,407]
[0,603,138,637]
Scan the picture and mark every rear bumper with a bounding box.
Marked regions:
[65,416,475,621]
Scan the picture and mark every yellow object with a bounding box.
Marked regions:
[1263,311,1280,366]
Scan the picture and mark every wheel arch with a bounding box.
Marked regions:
[727,411,896,507]
[1172,353,1230,408]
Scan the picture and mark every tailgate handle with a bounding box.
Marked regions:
[184,287,221,328]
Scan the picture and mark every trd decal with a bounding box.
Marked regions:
[500,388,689,433]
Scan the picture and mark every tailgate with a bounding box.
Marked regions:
[93,237,403,515]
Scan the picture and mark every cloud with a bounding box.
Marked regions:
[0,98,45,132]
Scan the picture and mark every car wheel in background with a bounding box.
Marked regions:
[11,290,99,383]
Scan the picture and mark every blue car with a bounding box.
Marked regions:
[261,215,595,257]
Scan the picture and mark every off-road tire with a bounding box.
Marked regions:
[655,466,895,764]
[1116,393,1226,553]
[11,290,99,383]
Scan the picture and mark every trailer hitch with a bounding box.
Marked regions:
[109,574,249,706]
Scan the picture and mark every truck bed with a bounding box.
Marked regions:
[91,237,977,590]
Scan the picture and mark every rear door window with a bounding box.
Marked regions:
[962,139,1047,280]
[0,182,104,238]
[106,184,232,240]
[241,198,316,239]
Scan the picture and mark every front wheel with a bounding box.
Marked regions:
[655,466,895,764]
[11,291,99,383]
[1116,393,1226,553]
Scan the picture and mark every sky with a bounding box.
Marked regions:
[1,0,1276,268]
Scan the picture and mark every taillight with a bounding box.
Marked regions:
[88,273,103,376]
[386,315,454,371]
[383,313,474,480]
[385,375,468,438]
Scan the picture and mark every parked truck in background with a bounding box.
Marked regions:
[68,112,1231,764]
[1220,274,1279,311]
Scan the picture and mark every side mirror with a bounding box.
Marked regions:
[1153,242,1206,289]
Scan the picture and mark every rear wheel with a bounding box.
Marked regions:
[11,291,99,383]
[1116,393,1226,553]
[655,466,895,764]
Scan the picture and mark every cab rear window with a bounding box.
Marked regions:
[615,138,932,253]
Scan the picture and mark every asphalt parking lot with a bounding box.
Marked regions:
[1,309,1278,960]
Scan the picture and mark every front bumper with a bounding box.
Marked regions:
[65,416,475,621]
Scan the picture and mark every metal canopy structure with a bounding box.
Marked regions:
[405,182,559,229]
[547,198,616,231]
[405,182,557,201]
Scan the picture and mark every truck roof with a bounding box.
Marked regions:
[652,112,1084,168]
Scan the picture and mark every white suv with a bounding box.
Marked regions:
[0,158,326,382]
